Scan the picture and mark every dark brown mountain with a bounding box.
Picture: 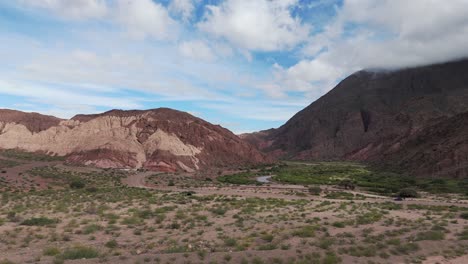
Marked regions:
[242,59,468,177]
[0,108,269,172]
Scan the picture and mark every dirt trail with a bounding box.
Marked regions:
[124,172,468,207]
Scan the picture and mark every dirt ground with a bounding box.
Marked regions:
[1,156,467,264]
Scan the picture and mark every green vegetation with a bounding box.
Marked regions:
[415,230,445,241]
[398,188,419,198]
[60,245,99,260]
[272,162,370,186]
[43,247,61,256]
[69,179,85,189]
[105,239,118,249]
[1,158,467,263]
[21,217,58,226]
[217,172,258,185]
[0,149,64,162]
[0,159,21,169]
[266,162,468,195]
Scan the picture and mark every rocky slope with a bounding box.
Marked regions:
[242,59,468,177]
[0,108,268,172]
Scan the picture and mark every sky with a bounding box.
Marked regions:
[1,0,468,134]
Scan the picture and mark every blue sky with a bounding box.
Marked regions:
[1,1,468,133]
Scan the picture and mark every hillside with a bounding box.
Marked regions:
[0,108,268,172]
[242,59,468,177]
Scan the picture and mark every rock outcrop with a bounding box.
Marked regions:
[242,59,468,177]
[0,108,268,172]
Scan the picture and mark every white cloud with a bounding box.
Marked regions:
[303,0,468,68]
[271,0,468,99]
[114,0,179,40]
[18,0,108,20]
[169,0,197,22]
[0,79,142,110]
[198,0,310,51]
[179,40,216,61]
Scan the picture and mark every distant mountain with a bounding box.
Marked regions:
[0,108,268,172]
[242,59,468,177]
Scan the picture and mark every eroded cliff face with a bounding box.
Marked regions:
[0,108,269,172]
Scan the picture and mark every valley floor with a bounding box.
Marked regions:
[1,152,468,264]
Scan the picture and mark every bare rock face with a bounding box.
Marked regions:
[0,108,269,171]
[243,59,468,177]
[0,109,62,133]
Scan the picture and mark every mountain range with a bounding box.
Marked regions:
[1,59,467,177]
[0,108,268,172]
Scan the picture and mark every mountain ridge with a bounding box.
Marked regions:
[0,108,269,172]
[242,59,468,177]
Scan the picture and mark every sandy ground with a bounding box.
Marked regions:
[2,159,468,264]
[124,171,468,208]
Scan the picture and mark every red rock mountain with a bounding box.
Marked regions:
[242,59,468,177]
[0,108,268,172]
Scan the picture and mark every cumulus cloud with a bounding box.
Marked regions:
[18,0,108,20]
[198,0,310,51]
[169,0,198,22]
[271,0,468,99]
[114,0,179,40]
[179,40,216,61]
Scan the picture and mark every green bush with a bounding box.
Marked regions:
[398,188,419,198]
[43,247,61,256]
[70,179,85,189]
[83,224,102,234]
[292,225,316,237]
[460,212,468,219]
[60,245,99,260]
[21,217,58,226]
[105,239,118,249]
[415,230,445,241]
[217,172,256,185]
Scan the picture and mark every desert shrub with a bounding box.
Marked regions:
[460,212,468,219]
[332,221,346,228]
[168,180,175,186]
[338,179,355,190]
[458,227,468,240]
[224,237,237,247]
[292,225,316,237]
[393,242,420,255]
[415,230,445,241]
[308,186,322,195]
[105,239,118,249]
[85,187,98,193]
[210,207,228,216]
[322,251,341,264]
[356,211,383,225]
[398,188,419,198]
[83,224,102,234]
[60,245,99,260]
[43,247,61,256]
[70,179,85,189]
[21,217,57,226]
